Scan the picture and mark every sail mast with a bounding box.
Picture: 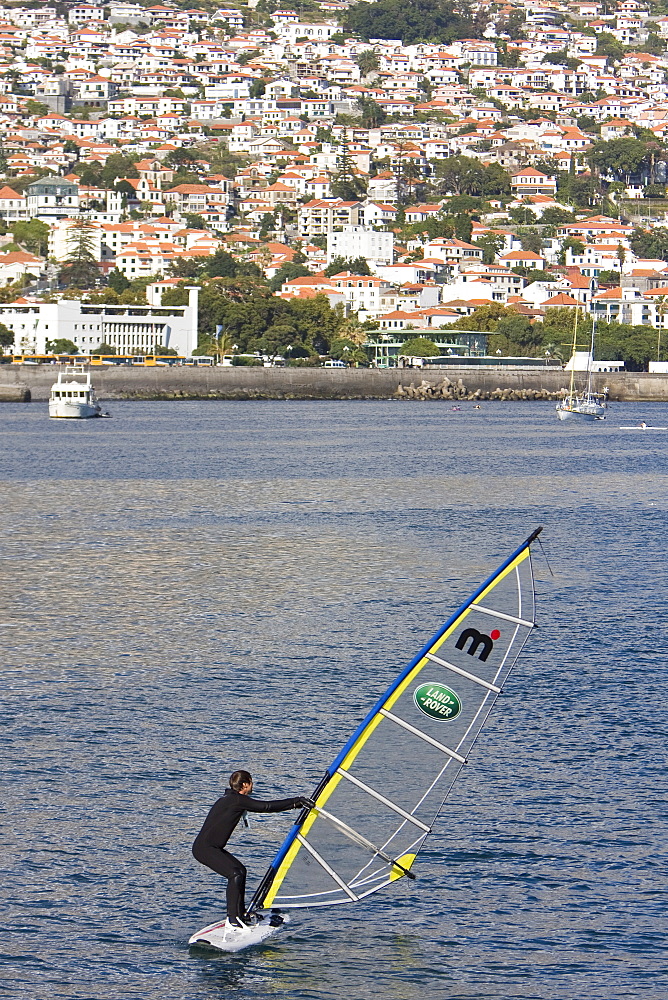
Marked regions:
[568,305,578,400]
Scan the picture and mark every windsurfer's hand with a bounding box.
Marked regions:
[297,796,315,809]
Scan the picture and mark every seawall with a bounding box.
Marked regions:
[2,365,668,402]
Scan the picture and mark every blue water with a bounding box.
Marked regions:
[1,400,667,1000]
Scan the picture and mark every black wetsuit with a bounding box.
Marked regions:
[192,788,303,923]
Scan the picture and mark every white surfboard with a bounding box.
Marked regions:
[188,915,287,953]
[619,426,668,430]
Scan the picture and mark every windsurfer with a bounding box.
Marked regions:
[192,770,312,933]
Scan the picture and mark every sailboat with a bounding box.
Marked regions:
[189,528,543,950]
[556,312,606,421]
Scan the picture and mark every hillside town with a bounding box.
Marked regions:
[0,0,668,368]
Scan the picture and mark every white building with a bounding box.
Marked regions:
[0,290,199,356]
[26,178,79,221]
[327,226,394,268]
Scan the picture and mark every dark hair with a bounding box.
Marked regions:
[229,770,252,792]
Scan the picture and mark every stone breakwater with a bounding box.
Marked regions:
[396,376,564,402]
[2,365,668,401]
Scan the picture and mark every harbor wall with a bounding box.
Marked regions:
[2,365,668,402]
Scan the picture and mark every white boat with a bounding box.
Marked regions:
[48,366,108,419]
[556,316,606,422]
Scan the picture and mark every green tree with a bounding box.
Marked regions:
[324,256,372,277]
[400,335,439,356]
[332,131,367,201]
[0,321,14,352]
[60,218,99,288]
[631,226,668,260]
[46,338,78,354]
[107,268,130,294]
[183,213,207,229]
[11,219,49,256]
[451,303,506,331]
[269,261,311,291]
[589,137,652,185]
[356,49,380,75]
[595,32,625,62]
[344,0,483,45]
[357,96,386,128]
[475,233,505,264]
[558,237,586,264]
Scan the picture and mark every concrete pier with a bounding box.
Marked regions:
[0,383,30,402]
[1,364,667,402]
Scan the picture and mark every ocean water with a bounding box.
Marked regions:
[0,399,666,1000]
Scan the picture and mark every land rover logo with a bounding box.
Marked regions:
[413,682,461,721]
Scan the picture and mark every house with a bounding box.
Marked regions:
[0,186,26,222]
[510,168,558,197]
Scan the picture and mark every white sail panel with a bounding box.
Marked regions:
[251,531,541,911]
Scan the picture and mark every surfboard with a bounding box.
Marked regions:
[188,914,287,953]
[619,426,668,430]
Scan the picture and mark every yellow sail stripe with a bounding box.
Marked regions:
[264,546,530,907]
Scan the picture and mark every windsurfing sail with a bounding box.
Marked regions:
[250,528,543,912]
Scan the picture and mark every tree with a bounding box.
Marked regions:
[400,335,440,357]
[357,96,386,128]
[46,338,78,354]
[451,303,507,331]
[101,153,139,186]
[184,213,207,229]
[519,229,545,255]
[597,270,621,285]
[60,217,99,288]
[356,50,379,75]
[344,0,483,45]
[11,219,49,256]
[0,321,13,352]
[107,268,130,294]
[558,237,585,264]
[539,207,576,226]
[475,233,505,264]
[589,137,652,185]
[595,32,624,62]
[631,226,668,260]
[91,342,117,355]
[325,256,372,276]
[332,131,367,201]
[329,336,368,364]
[269,262,311,291]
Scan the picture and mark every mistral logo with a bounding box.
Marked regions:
[455,626,501,662]
[414,682,461,722]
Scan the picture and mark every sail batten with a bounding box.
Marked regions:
[470,603,535,628]
[379,709,468,762]
[335,768,432,832]
[251,530,542,913]
[425,652,502,692]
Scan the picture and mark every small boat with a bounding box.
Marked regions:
[48,366,109,419]
[619,424,668,430]
[556,316,606,422]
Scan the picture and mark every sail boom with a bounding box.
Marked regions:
[425,652,502,693]
[379,709,467,763]
[314,806,416,878]
[335,767,431,833]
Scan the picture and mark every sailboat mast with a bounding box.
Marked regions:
[568,305,578,399]
[586,319,596,397]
